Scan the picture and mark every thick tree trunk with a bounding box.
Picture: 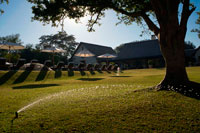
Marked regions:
[156,26,190,90]
[156,36,200,97]
[156,29,200,93]
[144,0,200,98]
[157,40,189,90]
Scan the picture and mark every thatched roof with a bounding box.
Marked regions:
[115,40,162,60]
[71,42,116,58]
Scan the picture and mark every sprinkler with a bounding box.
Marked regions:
[11,112,18,127]
[15,112,18,118]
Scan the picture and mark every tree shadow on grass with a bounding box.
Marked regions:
[77,78,104,81]
[13,83,59,89]
[0,70,17,85]
[13,69,32,84]
[55,70,62,78]
[132,81,200,100]
[35,67,48,81]
[165,81,200,100]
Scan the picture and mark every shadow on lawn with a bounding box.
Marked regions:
[68,70,74,76]
[168,81,200,100]
[133,81,200,100]
[13,69,32,84]
[79,70,86,76]
[77,78,104,81]
[79,70,95,76]
[0,70,17,85]
[55,70,62,78]
[35,67,48,81]
[12,83,59,89]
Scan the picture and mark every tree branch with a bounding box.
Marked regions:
[87,10,102,32]
[111,6,143,18]
[150,0,165,24]
[180,0,196,29]
[142,13,160,36]
[109,4,160,36]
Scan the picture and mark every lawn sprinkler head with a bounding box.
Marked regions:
[15,112,18,118]
[11,112,18,124]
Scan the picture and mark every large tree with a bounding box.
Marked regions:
[0,34,22,62]
[36,31,78,58]
[0,34,22,44]
[28,0,200,91]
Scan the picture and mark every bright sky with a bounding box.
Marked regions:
[0,0,199,49]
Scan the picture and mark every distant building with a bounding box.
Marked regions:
[114,39,200,69]
[71,42,116,64]
[195,46,200,65]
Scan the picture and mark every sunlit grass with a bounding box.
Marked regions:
[0,67,200,132]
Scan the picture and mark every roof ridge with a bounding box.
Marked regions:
[124,39,158,46]
[80,42,112,48]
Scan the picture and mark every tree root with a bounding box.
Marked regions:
[155,81,200,99]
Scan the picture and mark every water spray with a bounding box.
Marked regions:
[13,84,138,119]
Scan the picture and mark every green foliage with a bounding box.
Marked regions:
[0,0,8,14]
[191,12,200,39]
[27,0,152,31]
[148,59,153,65]
[20,44,50,63]
[0,34,22,44]
[184,41,196,49]
[115,43,125,53]
[36,31,78,58]
[4,53,20,63]
[0,34,23,62]
[0,33,76,64]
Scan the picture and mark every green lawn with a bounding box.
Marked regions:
[0,67,200,132]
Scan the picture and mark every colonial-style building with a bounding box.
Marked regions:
[71,42,116,65]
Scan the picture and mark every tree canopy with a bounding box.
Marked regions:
[0,34,22,62]
[36,31,78,58]
[28,0,196,34]
[0,34,22,44]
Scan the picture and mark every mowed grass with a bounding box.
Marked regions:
[0,67,200,132]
